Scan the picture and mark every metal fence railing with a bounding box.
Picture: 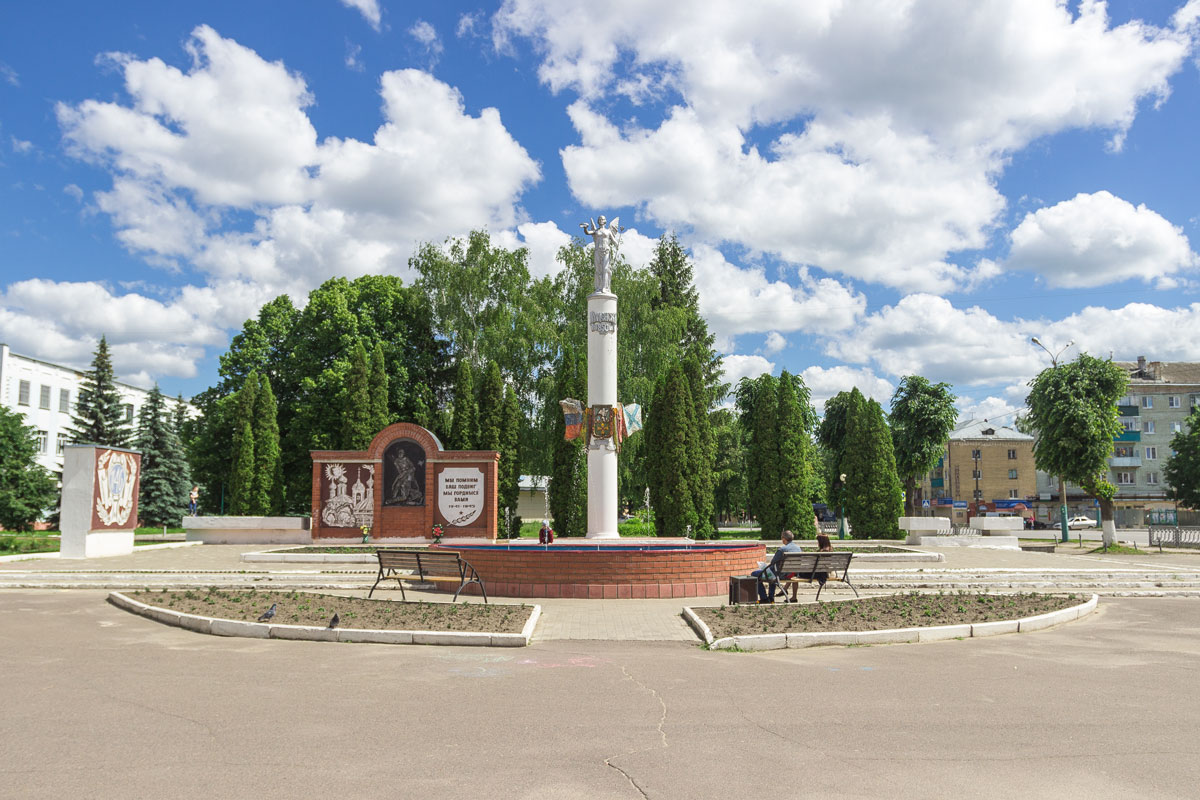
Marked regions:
[1148,526,1200,551]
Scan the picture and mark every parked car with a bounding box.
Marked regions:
[1067,516,1097,529]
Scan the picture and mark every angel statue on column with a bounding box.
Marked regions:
[580,215,621,294]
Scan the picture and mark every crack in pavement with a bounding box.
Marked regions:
[603,664,669,798]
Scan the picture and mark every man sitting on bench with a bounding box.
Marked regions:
[752,529,802,603]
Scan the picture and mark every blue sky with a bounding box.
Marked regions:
[3,0,1199,422]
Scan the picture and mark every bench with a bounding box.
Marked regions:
[368,549,488,603]
[761,551,859,603]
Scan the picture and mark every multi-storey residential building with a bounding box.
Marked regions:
[918,419,1037,524]
[0,343,162,475]
[1107,357,1198,525]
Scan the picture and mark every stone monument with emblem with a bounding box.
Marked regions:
[60,444,142,558]
[580,215,622,538]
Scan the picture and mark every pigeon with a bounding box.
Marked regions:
[257,603,277,622]
[327,613,340,629]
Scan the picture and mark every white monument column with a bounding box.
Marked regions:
[586,291,619,538]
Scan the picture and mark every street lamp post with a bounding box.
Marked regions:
[838,472,847,540]
[1031,336,1075,544]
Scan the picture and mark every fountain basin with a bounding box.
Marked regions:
[438,540,765,599]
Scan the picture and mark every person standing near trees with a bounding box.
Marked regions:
[189,486,199,516]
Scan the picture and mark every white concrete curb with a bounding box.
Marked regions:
[107,591,539,647]
[0,540,200,563]
[695,593,1098,651]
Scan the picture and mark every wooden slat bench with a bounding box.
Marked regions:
[762,551,859,603]
[368,549,488,603]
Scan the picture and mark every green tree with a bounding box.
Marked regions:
[0,405,58,531]
[251,373,282,515]
[500,385,523,536]
[1025,353,1128,545]
[477,361,505,453]
[683,355,716,538]
[135,385,190,526]
[369,341,390,435]
[711,408,747,523]
[171,394,194,512]
[449,359,480,451]
[1165,407,1200,509]
[228,376,257,515]
[549,345,587,536]
[646,362,699,537]
[841,390,903,538]
[648,233,727,402]
[67,335,131,447]
[340,342,375,450]
[889,376,958,515]
[777,371,816,538]
[736,374,781,535]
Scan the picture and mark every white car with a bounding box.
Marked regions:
[1066,516,1097,529]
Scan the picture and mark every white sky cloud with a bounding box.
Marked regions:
[720,354,774,390]
[1008,191,1198,288]
[497,0,1194,292]
[800,365,894,413]
[762,331,786,354]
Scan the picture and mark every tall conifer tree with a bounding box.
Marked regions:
[549,345,587,536]
[369,341,390,435]
[68,335,131,447]
[500,385,522,535]
[646,362,699,537]
[683,355,715,538]
[228,376,257,514]
[251,373,282,515]
[341,342,375,449]
[449,359,480,451]
[842,390,903,538]
[477,361,505,452]
[777,371,814,537]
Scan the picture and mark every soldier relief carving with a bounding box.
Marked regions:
[383,439,425,506]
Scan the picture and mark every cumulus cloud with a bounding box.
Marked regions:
[497,0,1194,291]
[35,26,542,381]
[1008,191,1197,288]
[11,137,33,154]
[720,354,774,390]
[339,0,381,30]
[800,365,894,413]
[690,244,866,351]
[762,331,786,354]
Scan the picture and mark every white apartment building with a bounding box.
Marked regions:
[0,343,161,475]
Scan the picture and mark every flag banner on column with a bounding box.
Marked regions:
[622,403,643,436]
[560,398,583,440]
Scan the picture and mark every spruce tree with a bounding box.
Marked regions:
[549,345,587,536]
[228,377,257,515]
[449,359,480,451]
[842,391,903,538]
[171,395,194,515]
[135,385,189,526]
[646,362,699,537]
[369,341,390,435]
[500,385,522,536]
[0,405,58,531]
[68,335,131,447]
[477,361,505,452]
[251,373,282,515]
[341,342,375,449]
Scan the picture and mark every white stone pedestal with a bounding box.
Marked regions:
[899,516,950,545]
[586,291,619,539]
[60,445,140,559]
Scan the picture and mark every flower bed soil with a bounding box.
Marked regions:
[693,592,1083,638]
[127,588,532,633]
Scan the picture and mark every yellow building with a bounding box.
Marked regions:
[918,419,1037,524]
